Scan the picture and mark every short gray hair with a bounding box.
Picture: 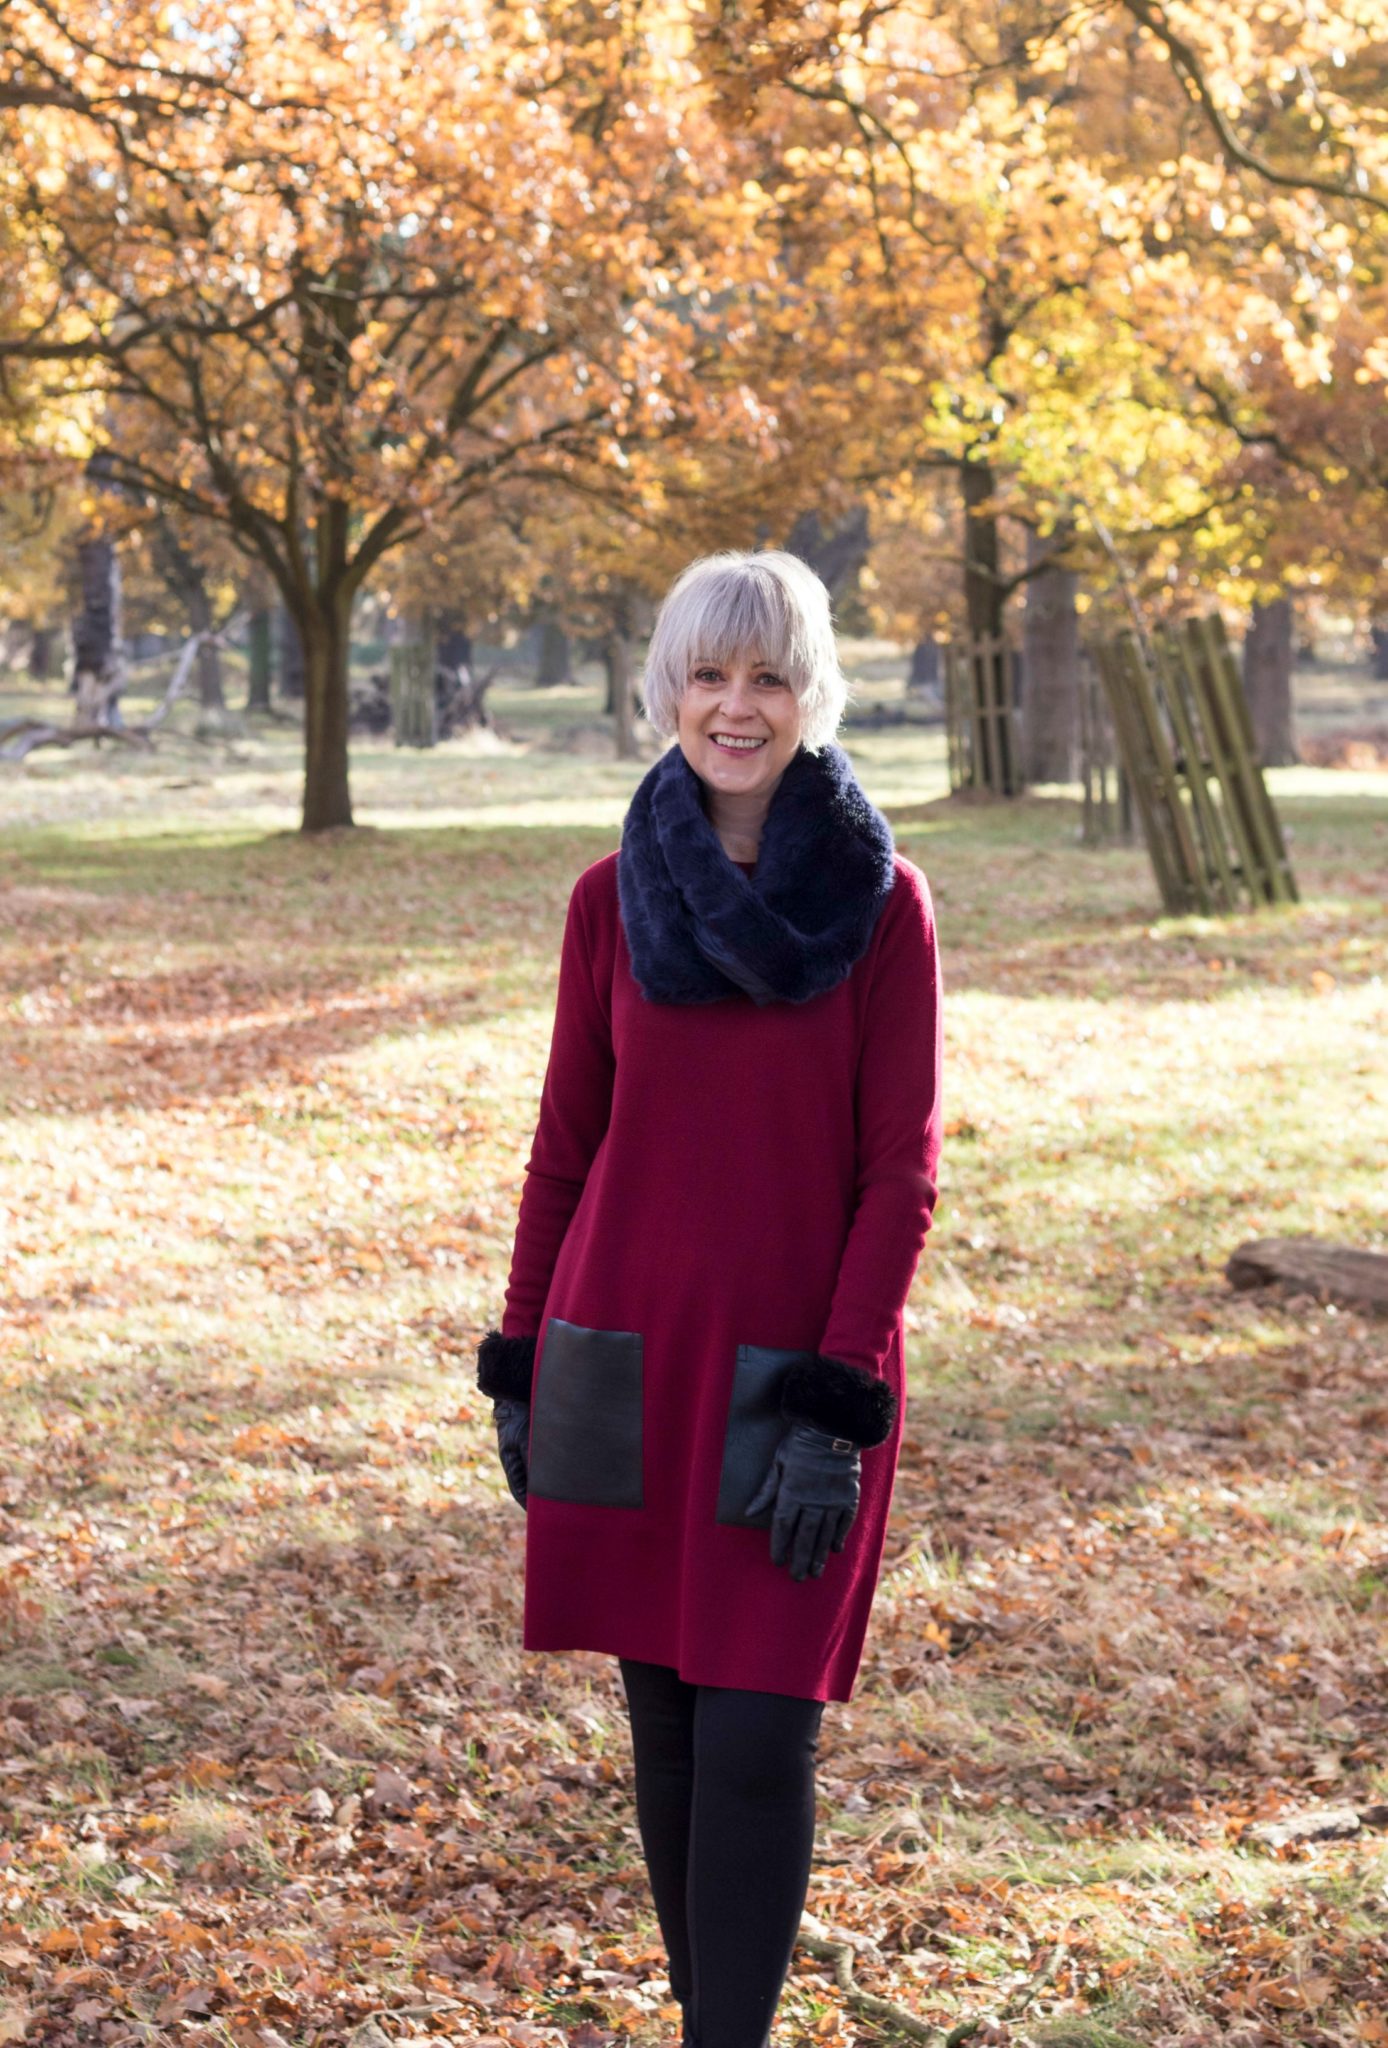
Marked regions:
[640,550,849,753]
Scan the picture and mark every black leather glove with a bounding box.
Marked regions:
[745,1422,862,1581]
[476,1331,537,1516]
[491,1395,530,1510]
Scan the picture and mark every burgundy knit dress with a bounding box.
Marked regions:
[500,848,942,1703]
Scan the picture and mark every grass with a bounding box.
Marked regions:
[1,654,1386,2045]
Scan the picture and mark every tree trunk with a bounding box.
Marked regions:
[148,514,224,711]
[1371,623,1388,683]
[962,455,1004,642]
[196,635,225,711]
[437,617,472,674]
[246,609,272,712]
[29,626,55,679]
[1243,596,1298,766]
[71,535,122,707]
[279,605,305,700]
[183,578,224,711]
[786,503,871,597]
[300,597,353,831]
[908,637,940,691]
[390,616,436,748]
[535,615,571,687]
[1021,525,1079,784]
[608,629,637,760]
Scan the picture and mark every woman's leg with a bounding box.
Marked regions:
[617,1657,698,2012]
[686,1683,826,2048]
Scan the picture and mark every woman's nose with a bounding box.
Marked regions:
[719,674,757,717]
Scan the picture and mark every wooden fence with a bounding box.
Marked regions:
[1091,613,1297,915]
[943,635,1023,796]
[1077,651,1131,848]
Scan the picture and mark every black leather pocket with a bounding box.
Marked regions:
[528,1318,644,1509]
[715,1345,811,1528]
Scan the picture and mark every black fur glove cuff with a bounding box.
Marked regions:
[780,1353,897,1449]
[477,1330,538,1402]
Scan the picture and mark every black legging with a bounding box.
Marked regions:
[617,1657,826,2048]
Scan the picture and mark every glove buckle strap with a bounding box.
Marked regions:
[830,1436,854,1454]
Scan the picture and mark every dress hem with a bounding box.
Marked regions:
[522,1629,854,1705]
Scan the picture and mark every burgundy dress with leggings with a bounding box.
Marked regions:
[499,847,943,1703]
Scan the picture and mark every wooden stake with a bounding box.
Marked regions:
[1152,626,1240,912]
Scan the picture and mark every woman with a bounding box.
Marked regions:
[476,550,943,2048]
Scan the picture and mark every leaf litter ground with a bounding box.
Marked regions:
[1,695,1387,2047]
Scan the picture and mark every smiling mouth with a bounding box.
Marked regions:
[710,734,767,752]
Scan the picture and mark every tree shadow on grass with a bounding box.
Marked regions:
[1,824,626,1118]
[0,966,516,1119]
[5,810,1385,1132]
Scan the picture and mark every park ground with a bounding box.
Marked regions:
[1,652,1387,2047]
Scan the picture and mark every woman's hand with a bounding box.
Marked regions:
[476,1332,537,1512]
[491,1395,531,1510]
[745,1422,861,1581]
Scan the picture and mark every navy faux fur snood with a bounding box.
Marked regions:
[782,1354,898,1448]
[617,742,896,1006]
[477,1330,537,1402]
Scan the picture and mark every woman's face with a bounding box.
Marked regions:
[675,651,804,804]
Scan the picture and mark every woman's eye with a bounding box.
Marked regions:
[689,667,785,687]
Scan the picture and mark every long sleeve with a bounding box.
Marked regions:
[501,871,615,1338]
[817,861,943,1381]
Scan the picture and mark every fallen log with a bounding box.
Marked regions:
[1,718,153,760]
[1,619,243,761]
[1227,1235,1388,1314]
[1247,1801,1388,1850]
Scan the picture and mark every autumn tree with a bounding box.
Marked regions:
[9,0,1385,810]
[694,0,1388,780]
[0,0,778,828]
[691,5,1236,784]
[1077,0,1388,762]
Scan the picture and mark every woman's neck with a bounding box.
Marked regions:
[704,783,776,864]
